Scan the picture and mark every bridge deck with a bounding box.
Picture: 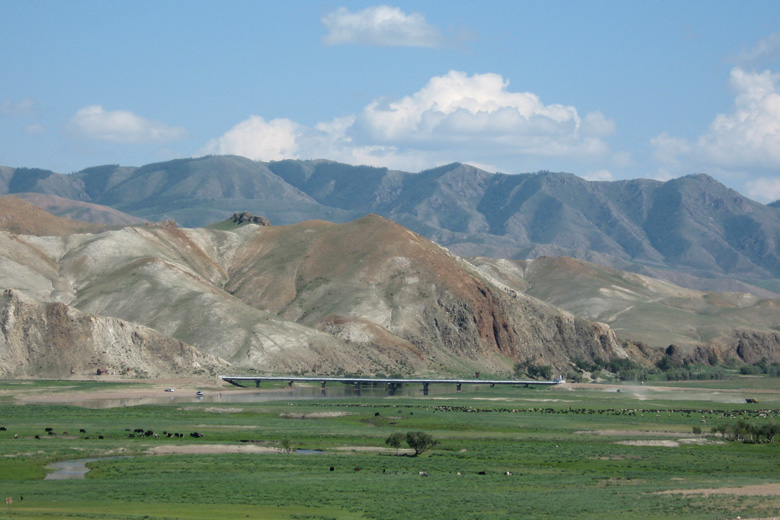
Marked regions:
[219,375,561,389]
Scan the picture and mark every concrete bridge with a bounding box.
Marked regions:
[219,375,562,395]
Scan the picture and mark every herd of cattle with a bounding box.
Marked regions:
[0,426,205,440]
[126,428,205,439]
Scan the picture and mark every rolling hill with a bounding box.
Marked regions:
[0,199,629,377]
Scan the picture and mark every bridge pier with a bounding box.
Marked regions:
[388,382,397,396]
[255,381,261,388]
[456,383,462,391]
[288,381,293,388]
[321,381,327,389]
[422,382,429,395]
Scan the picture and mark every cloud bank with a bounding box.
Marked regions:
[201,71,616,172]
[653,68,780,201]
[322,5,444,47]
[67,105,187,143]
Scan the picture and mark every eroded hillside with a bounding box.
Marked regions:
[0,201,626,377]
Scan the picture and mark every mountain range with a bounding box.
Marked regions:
[1,156,780,378]
[2,156,780,298]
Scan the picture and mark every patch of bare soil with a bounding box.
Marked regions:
[596,454,644,460]
[13,377,224,405]
[566,381,780,396]
[280,411,352,418]
[176,407,244,414]
[334,446,413,454]
[661,483,780,497]
[147,444,280,455]
[618,440,681,447]
[575,429,682,437]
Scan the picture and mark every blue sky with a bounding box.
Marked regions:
[4,1,780,201]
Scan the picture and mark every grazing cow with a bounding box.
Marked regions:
[45,427,53,432]
[48,431,55,436]
[153,434,159,439]
[13,434,18,439]
[419,471,428,477]
[354,467,361,472]
[145,430,154,437]
[79,429,86,433]
[504,471,513,476]
[456,472,461,477]
[374,412,380,416]
[62,431,68,435]
[0,427,6,431]
[134,428,144,434]
[128,434,135,438]
[98,436,104,440]
[35,435,40,439]
[477,471,486,475]
[330,466,335,471]
[190,432,203,438]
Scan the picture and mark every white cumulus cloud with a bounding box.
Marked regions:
[584,169,613,181]
[200,116,301,161]
[201,71,616,172]
[352,71,612,157]
[322,5,443,47]
[745,177,780,203]
[67,105,187,143]
[652,67,780,201]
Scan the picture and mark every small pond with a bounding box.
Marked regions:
[45,457,128,480]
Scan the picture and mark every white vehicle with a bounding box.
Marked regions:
[196,390,204,396]
[165,388,175,392]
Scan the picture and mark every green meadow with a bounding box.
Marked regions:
[1,379,779,519]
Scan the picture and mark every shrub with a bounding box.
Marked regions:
[405,431,439,456]
[385,432,405,454]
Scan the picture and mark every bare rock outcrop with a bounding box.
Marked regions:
[231,212,270,226]
[0,288,227,378]
[733,330,780,364]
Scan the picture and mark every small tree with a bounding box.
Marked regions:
[280,437,293,453]
[385,432,405,454]
[406,431,439,456]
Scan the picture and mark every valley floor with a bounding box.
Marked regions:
[1,376,780,519]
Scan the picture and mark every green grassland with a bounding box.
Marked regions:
[1,380,780,519]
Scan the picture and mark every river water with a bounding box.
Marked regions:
[46,382,500,409]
